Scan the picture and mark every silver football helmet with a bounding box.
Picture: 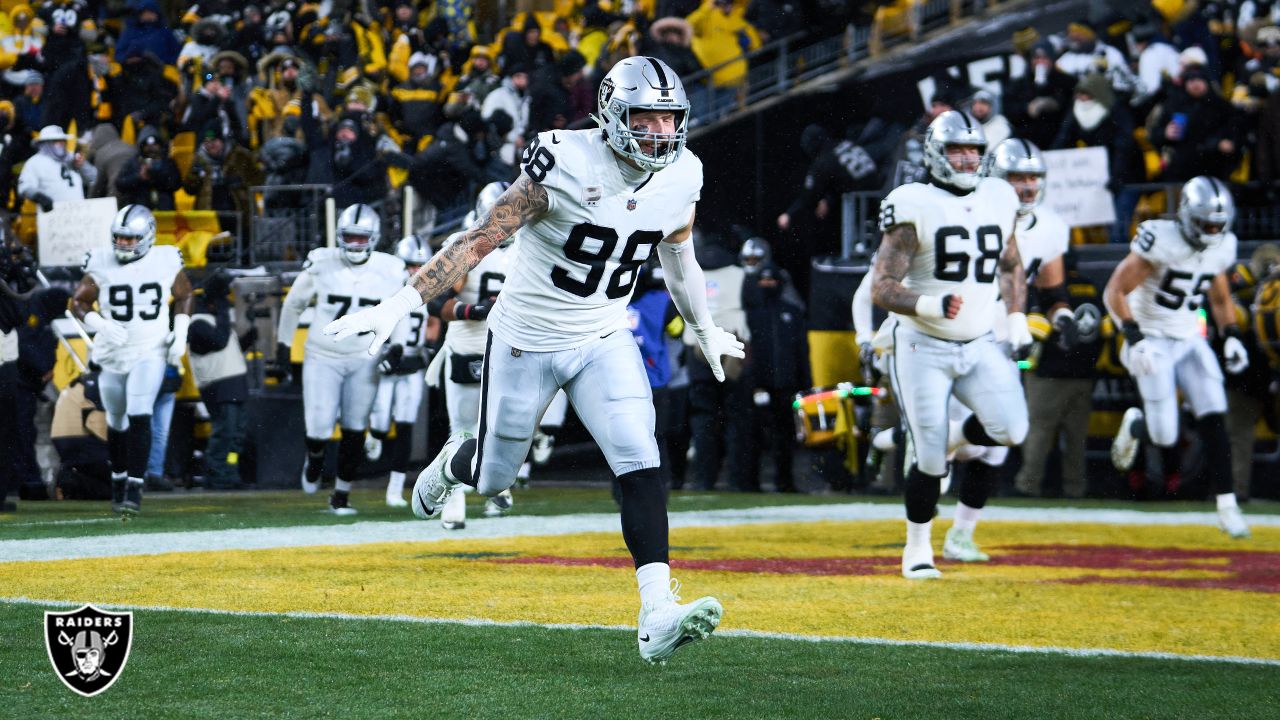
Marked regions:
[740,237,771,274]
[464,181,511,229]
[923,110,986,191]
[394,234,432,267]
[592,56,689,172]
[336,203,380,264]
[1177,176,1234,249]
[111,204,156,263]
[985,138,1047,213]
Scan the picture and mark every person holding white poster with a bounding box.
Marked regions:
[17,126,96,213]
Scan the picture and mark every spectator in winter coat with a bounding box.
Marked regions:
[86,122,136,199]
[115,0,182,66]
[12,70,43,131]
[644,17,703,78]
[115,127,182,211]
[188,272,250,489]
[480,63,529,159]
[301,101,388,208]
[0,102,32,211]
[777,122,885,232]
[183,123,263,232]
[1003,40,1078,150]
[17,125,96,212]
[528,50,587,133]
[1150,65,1242,182]
[688,0,761,88]
[454,45,501,110]
[967,89,1011,148]
[499,15,556,76]
[389,52,445,151]
[108,49,178,131]
[183,70,248,146]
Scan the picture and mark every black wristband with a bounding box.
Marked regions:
[1222,324,1243,340]
[1121,320,1144,346]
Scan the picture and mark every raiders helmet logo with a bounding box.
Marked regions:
[45,605,133,697]
[599,78,615,108]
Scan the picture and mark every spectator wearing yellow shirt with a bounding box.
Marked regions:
[688,0,760,88]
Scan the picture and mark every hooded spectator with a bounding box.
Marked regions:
[86,122,138,199]
[967,89,1011,148]
[115,0,182,65]
[408,109,509,211]
[12,70,42,131]
[229,4,269,67]
[115,127,182,211]
[108,49,178,130]
[389,51,445,150]
[644,17,703,78]
[481,62,530,154]
[0,102,30,211]
[499,15,557,74]
[178,18,227,73]
[454,45,501,109]
[1151,65,1241,181]
[528,50,588,133]
[183,69,248,145]
[300,99,388,207]
[1004,39,1078,149]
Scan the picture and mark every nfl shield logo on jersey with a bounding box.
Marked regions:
[45,605,134,697]
[627,198,637,211]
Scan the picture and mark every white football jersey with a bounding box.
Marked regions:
[1129,219,1236,339]
[878,177,1020,341]
[1016,207,1070,284]
[296,248,406,359]
[486,129,701,351]
[444,241,513,355]
[83,244,183,368]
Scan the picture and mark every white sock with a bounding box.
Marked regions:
[335,479,353,493]
[111,471,127,482]
[386,471,405,497]
[1216,493,1239,512]
[636,562,671,607]
[517,462,531,480]
[953,502,982,532]
[905,519,933,552]
[127,476,144,486]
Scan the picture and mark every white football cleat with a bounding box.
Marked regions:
[943,526,989,562]
[328,492,358,516]
[441,486,466,530]
[637,580,722,665]
[300,459,319,495]
[872,427,897,452]
[1218,506,1251,539]
[483,489,513,517]
[902,544,941,580]
[1111,407,1144,471]
[531,431,554,465]
[386,493,408,508]
[364,434,382,462]
[412,431,472,519]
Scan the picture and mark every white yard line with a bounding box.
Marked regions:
[1,596,1275,667]
[1,503,1277,563]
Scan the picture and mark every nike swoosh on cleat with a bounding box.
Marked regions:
[639,634,650,642]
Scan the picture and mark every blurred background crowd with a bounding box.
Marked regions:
[2,0,1280,511]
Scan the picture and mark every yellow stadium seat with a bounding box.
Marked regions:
[171,131,196,177]
[53,336,90,391]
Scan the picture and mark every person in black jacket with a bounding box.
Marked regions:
[187,272,251,489]
[776,122,887,233]
[741,249,809,493]
[302,103,389,208]
[1003,40,1078,150]
[0,283,69,509]
[114,127,182,211]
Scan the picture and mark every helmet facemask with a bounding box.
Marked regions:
[339,232,372,264]
[111,205,156,263]
[923,110,986,192]
[1177,176,1234,250]
[335,204,380,265]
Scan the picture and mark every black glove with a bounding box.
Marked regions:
[271,342,295,385]
[454,302,490,321]
[1053,310,1078,351]
[30,192,53,212]
[238,325,259,350]
[379,343,404,374]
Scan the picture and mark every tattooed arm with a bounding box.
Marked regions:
[410,173,549,303]
[999,233,1026,315]
[871,224,963,319]
[325,173,550,354]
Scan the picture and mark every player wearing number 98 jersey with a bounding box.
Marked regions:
[73,205,192,516]
[1105,176,1251,538]
[324,56,741,664]
[277,204,406,515]
[871,110,1029,580]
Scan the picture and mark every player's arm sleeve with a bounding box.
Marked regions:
[521,131,565,214]
[276,269,316,347]
[852,266,876,341]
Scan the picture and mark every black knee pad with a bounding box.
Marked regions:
[904,464,943,524]
[1198,413,1234,495]
[616,467,669,568]
[107,427,128,475]
[337,430,366,481]
[962,414,999,447]
[126,415,152,479]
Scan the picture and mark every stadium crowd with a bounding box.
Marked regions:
[0,0,1278,518]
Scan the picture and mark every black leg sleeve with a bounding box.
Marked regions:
[126,415,152,479]
[449,437,478,487]
[1198,413,1235,495]
[336,430,366,481]
[617,467,670,568]
[108,427,128,475]
[957,461,997,510]
[390,423,414,474]
[904,464,943,524]
[304,437,326,483]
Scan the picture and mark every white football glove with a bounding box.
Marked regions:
[324,286,423,356]
[166,314,189,367]
[695,326,745,383]
[83,311,127,347]
[1122,339,1161,377]
[1006,312,1034,357]
[1223,336,1249,374]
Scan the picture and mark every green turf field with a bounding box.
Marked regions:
[1,488,1276,719]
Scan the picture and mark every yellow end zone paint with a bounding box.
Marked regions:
[3,520,1277,660]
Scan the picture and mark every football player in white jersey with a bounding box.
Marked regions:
[366,235,438,508]
[425,181,515,529]
[326,56,741,663]
[871,111,1031,580]
[1105,176,1251,538]
[938,137,1075,562]
[71,205,192,515]
[277,204,407,515]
